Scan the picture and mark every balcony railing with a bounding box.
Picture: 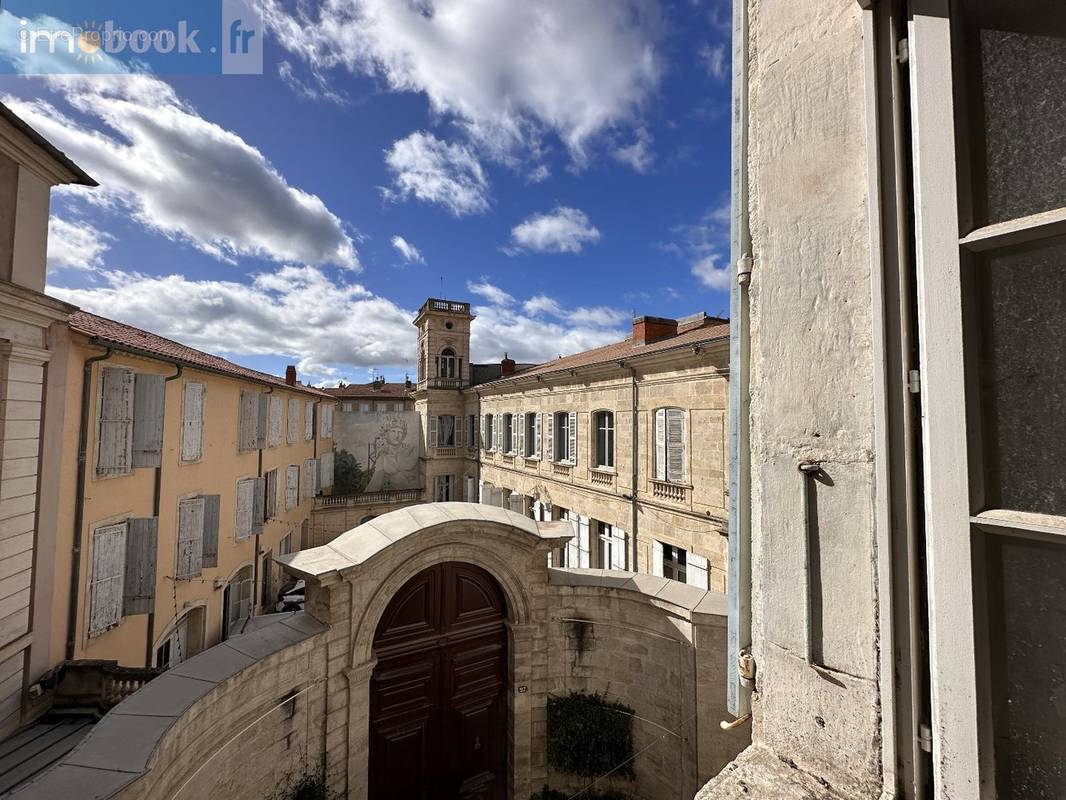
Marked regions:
[651,480,688,503]
[420,377,465,390]
[315,489,424,508]
[27,660,164,718]
[418,298,471,316]
[590,469,615,488]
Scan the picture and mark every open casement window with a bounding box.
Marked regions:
[563,512,591,568]
[222,565,254,641]
[595,411,615,469]
[654,408,686,483]
[155,606,205,669]
[285,465,299,510]
[302,458,319,499]
[96,367,134,476]
[653,542,686,583]
[909,3,1066,794]
[597,522,627,570]
[304,401,315,440]
[181,382,205,462]
[435,474,453,502]
[319,450,334,491]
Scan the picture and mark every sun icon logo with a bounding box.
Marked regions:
[76,21,103,63]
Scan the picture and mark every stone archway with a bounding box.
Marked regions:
[369,562,508,799]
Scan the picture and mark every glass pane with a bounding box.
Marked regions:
[973,236,1066,515]
[957,0,1066,225]
[983,533,1066,797]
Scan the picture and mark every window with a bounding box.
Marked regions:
[304,401,315,440]
[268,395,283,447]
[558,510,591,568]
[595,411,614,469]
[222,566,253,641]
[279,533,293,557]
[88,523,126,634]
[524,413,540,458]
[553,411,576,463]
[483,414,495,451]
[96,367,135,476]
[439,347,457,379]
[235,478,265,540]
[319,450,335,491]
[654,408,686,483]
[264,468,279,520]
[435,474,454,502]
[467,414,478,449]
[319,403,334,438]
[376,402,388,412]
[394,403,404,412]
[285,465,299,511]
[597,522,626,570]
[261,550,273,615]
[436,415,456,447]
[652,542,708,589]
[360,403,370,413]
[342,402,352,412]
[302,458,318,499]
[176,498,206,579]
[239,390,268,452]
[503,413,514,454]
[660,543,686,583]
[155,606,205,669]
[181,382,205,462]
[287,398,300,445]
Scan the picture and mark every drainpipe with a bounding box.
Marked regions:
[66,347,113,661]
[625,364,639,571]
[144,363,182,667]
[726,0,754,720]
[252,388,272,616]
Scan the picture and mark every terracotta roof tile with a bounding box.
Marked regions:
[325,382,413,399]
[68,311,333,399]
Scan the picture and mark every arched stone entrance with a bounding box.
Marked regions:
[369,562,508,799]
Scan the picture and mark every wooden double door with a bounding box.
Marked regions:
[370,563,508,800]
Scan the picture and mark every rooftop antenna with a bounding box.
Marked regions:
[440,275,445,298]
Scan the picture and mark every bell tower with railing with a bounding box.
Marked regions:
[414,298,473,390]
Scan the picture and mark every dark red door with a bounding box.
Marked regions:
[370,563,508,800]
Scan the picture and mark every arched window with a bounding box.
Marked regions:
[222,565,253,641]
[595,411,614,469]
[439,347,457,379]
[155,605,206,668]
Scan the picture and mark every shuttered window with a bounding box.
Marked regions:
[176,497,205,579]
[319,451,335,491]
[238,391,259,452]
[235,479,256,540]
[252,476,266,533]
[287,398,300,444]
[686,552,709,590]
[320,403,334,438]
[96,367,134,476]
[123,517,158,615]
[285,465,299,510]
[264,468,279,519]
[305,401,315,440]
[88,523,126,635]
[268,396,283,447]
[201,495,220,568]
[181,382,205,462]
[654,408,687,483]
[303,458,318,498]
[483,415,494,452]
[132,374,165,468]
[597,522,627,570]
[595,411,614,469]
[553,412,575,463]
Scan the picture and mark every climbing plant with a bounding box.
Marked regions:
[546,691,636,781]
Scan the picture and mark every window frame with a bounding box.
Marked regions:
[594,410,615,469]
[439,347,458,379]
[554,411,571,463]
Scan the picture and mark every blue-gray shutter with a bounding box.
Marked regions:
[264,469,278,519]
[132,374,165,468]
[201,495,220,568]
[253,477,266,532]
[123,517,157,615]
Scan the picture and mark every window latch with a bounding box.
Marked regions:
[896,37,909,64]
[908,369,921,394]
[918,722,932,753]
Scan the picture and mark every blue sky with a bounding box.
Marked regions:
[1,0,732,385]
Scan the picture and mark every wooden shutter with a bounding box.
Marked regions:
[123,517,157,615]
[481,416,488,450]
[534,413,542,457]
[268,396,283,447]
[177,497,205,578]
[611,527,627,570]
[97,367,134,476]
[578,515,590,568]
[303,458,318,498]
[201,495,220,568]
[264,469,278,519]
[546,413,554,461]
[568,411,577,464]
[429,415,438,448]
[235,479,255,540]
[321,404,333,438]
[455,418,464,448]
[132,374,165,468]
[285,465,299,510]
[89,523,126,634]
[652,540,664,577]
[181,382,205,461]
[565,512,580,567]
[517,413,525,455]
[252,477,266,532]
[239,391,258,452]
[319,451,334,490]
[287,398,299,444]
[305,401,315,440]
[686,552,709,590]
[654,409,667,481]
[256,394,269,449]
[666,409,686,483]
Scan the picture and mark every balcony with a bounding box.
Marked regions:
[420,376,465,390]
[552,462,572,478]
[419,298,471,316]
[651,479,688,503]
[315,488,423,508]
[590,468,615,488]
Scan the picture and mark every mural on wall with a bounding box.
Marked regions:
[334,411,422,493]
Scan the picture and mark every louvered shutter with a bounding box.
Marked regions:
[256,394,269,449]
[285,465,299,510]
[456,418,464,448]
[264,469,278,519]
[654,409,667,481]
[176,497,205,578]
[97,367,134,475]
[235,479,255,540]
[666,409,686,483]
[303,458,318,498]
[534,413,542,457]
[429,415,438,448]
[687,552,709,590]
[252,477,266,532]
[568,411,577,464]
[182,382,205,461]
[471,415,479,449]
[268,396,283,447]
[319,451,334,490]
[652,540,664,577]
[320,404,333,438]
[287,398,299,444]
[611,527,627,570]
[88,523,126,634]
[201,495,220,568]
[123,517,157,615]
[132,374,165,468]
[494,416,501,452]
[305,401,315,440]
[546,413,554,461]
[239,391,258,452]
[517,414,525,455]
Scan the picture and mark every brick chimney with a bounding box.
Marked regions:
[501,353,516,376]
[632,316,678,345]
[285,365,297,386]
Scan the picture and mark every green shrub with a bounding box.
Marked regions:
[546,692,636,780]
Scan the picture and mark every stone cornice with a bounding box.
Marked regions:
[0,281,76,329]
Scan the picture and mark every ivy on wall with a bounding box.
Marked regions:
[546,692,636,781]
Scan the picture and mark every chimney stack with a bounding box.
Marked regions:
[632,316,678,345]
[501,353,516,376]
[285,365,297,386]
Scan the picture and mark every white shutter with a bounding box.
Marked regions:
[533,413,542,457]
[546,413,555,462]
[320,404,334,438]
[96,367,134,475]
[319,451,334,490]
[456,418,464,448]
[429,415,438,448]
[687,552,709,590]
[235,479,255,540]
[568,411,577,464]
[287,398,299,444]
[88,522,126,634]
[652,540,664,577]
[666,409,686,483]
[285,465,299,510]
[611,527,627,570]
[578,515,591,568]
[465,476,477,502]
[495,415,502,452]
[176,497,205,578]
[565,512,580,567]
[517,413,525,455]
[132,374,165,468]
[268,396,283,447]
[239,391,258,452]
[654,409,667,481]
[303,458,318,498]
[181,382,205,461]
[305,401,315,440]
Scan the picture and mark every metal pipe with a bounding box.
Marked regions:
[66,346,113,660]
[627,364,639,571]
[726,0,754,718]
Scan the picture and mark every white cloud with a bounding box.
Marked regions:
[522,294,563,317]
[509,206,601,254]
[661,202,732,291]
[469,299,626,364]
[699,43,729,81]
[261,0,663,163]
[522,293,626,328]
[384,132,489,216]
[47,217,112,271]
[391,235,425,264]
[613,127,655,173]
[691,254,730,290]
[466,279,515,307]
[4,75,359,269]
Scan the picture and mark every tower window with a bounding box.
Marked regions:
[439,348,457,379]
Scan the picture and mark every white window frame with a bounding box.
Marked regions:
[554,412,571,463]
[595,410,614,469]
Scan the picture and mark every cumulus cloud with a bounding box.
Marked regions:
[261,0,663,163]
[4,75,359,269]
[612,127,655,173]
[508,207,601,255]
[391,235,425,264]
[47,217,112,271]
[691,254,730,290]
[384,132,489,216]
[661,202,731,291]
[467,279,515,307]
